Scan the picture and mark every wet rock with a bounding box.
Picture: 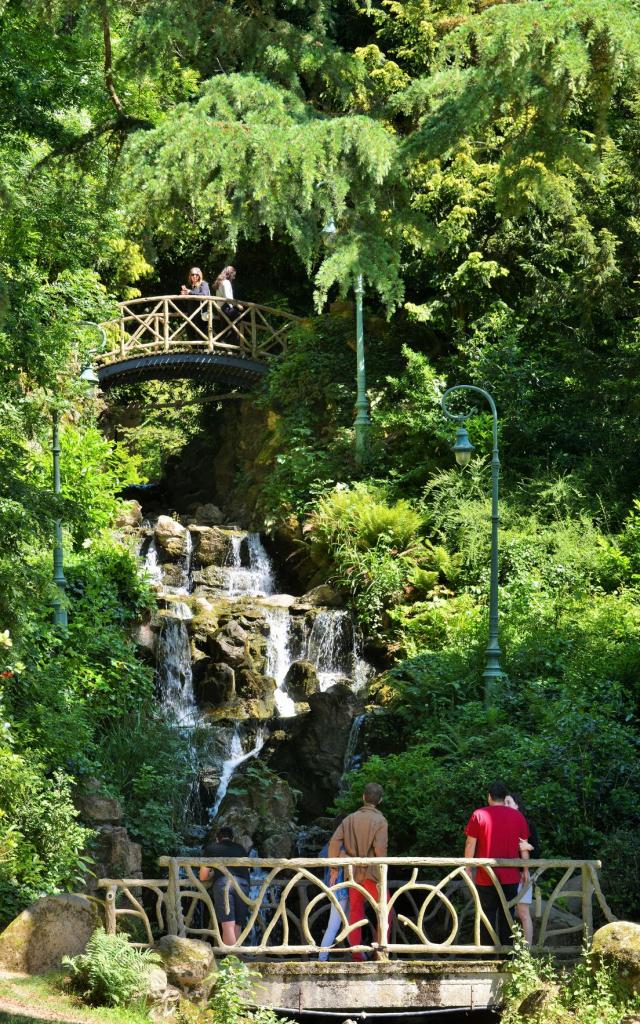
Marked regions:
[192,565,227,591]
[160,563,188,589]
[192,503,224,526]
[154,515,189,561]
[194,527,232,567]
[134,622,156,664]
[284,660,319,701]
[0,895,100,973]
[592,921,640,994]
[155,935,215,990]
[211,631,246,668]
[268,684,360,820]
[115,500,143,529]
[293,585,344,610]
[201,663,236,705]
[258,594,296,609]
[75,778,122,825]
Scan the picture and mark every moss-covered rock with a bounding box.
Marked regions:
[193,526,232,567]
[284,660,319,701]
[154,515,189,561]
[155,935,215,991]
[0,895,101,973]
[591,921,640,994]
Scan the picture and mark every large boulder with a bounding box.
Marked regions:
[155,935,215,991]
[592,921,640,994]
[292,585,344,610]
[75,778,122,825]
[283,660,319,701]
[193,527,232,568]
[268,683,360,820]
[200,662,236,705]
[86,826,142,892]
[192,503,224,526]
[154,516,189,561]
[214,770,297,857]
[115,500,143,529]
[0,894,101,973]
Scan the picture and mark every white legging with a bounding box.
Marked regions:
[318,899,349,961]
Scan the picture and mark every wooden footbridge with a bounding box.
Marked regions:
[96,295,301,389]
[98,854,616,1015]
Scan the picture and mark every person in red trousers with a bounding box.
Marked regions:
[328,782,390,961]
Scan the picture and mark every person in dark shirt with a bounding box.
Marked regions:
[199,827,250,945]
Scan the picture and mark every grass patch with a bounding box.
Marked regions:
[0,971,150,1023]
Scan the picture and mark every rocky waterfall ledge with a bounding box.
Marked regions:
[133,507,374,858]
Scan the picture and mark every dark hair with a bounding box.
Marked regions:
[363,782,384,806]
[218,826,233,841]
[508,791,527,817]
[215,265,236,286]
[488,780,508,801]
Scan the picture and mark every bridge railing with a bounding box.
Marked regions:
[98,856,616,958]
[97,295,302,365]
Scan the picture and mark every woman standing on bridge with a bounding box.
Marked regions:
[181,267,211,325]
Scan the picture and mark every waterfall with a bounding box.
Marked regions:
[210,726,267,818]
[341,713,365,781]
[263,607,296,718]
[143,538,163,585]
[224,532,274,597]
[306,610,354,690]
[156,616,198,727]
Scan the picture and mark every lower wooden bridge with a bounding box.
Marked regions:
[98,854,616,1015]
[96,295,301,389]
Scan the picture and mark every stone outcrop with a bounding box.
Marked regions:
[283,660,319,701]
[192,526,232,567]
[192,503,224,526]
[115,500,143,529]
[215,769,298,857]
[268,683,360,820]
[292,585,344,610]
[91,826,142,885]
[193,603,275,718]
[74,777,122,825]
[592,921,640,994]
[0,895,101,973]
[155,935,215,992]
[154,515,189,561]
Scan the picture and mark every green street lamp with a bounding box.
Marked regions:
[321,220,371,469]
[441,384,502,703]
[52,346,100,628]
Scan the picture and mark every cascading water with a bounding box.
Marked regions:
[341,712,365,783]
[156,614,198,727]
[263,607,296,718]
[223,532,274,597]
[210,726,267,818]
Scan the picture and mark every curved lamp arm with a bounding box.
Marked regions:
[440,383,502,698]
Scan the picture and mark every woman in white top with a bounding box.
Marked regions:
[214,265,236,306]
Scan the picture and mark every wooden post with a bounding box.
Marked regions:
[376,863,390,961]
[119,314,126,358]
[207,299,213,350]
[163,298,170,352]
[166,858,185,937]
[582,864,594,942]
[250,308,257,358]
[104,885,117,935]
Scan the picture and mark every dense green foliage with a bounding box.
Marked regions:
[502,934,640,1023]
[3,0,640,927]
[176,957,292,1024]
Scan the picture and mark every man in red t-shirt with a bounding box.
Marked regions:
[464,780,530,948]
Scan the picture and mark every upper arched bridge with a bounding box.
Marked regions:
[96,295,302,389]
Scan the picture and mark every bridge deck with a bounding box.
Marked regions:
[96,295,300,389]
[252,960,507,1013]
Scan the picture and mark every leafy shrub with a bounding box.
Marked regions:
[175,956,293,1024]
[311,482,422,553]
[62,928,162,1007]
[0,750,90,925]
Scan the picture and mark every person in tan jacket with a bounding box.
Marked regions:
[328,782,389,960]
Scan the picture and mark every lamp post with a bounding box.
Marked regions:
[441,384,502,704]
[321,220,371,468]
[51,360,100,629]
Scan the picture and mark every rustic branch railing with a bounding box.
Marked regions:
[98,857,616,958]
[97,295,302,366]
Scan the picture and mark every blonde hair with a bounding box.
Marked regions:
[189,267,203,280]
[214,265,236,287]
